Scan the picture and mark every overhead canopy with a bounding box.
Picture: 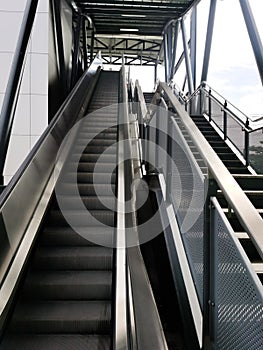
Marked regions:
[73,0,198,65]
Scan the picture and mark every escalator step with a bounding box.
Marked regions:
[33,246,113,270]
[62,172,116,184]
[67,162,116,173]
[9,301,111,334]
[41,226,114,247]
[55,196,116,211]
[73,146,116,154]
[71,153,116,163]
[48,209,115,226]
[22,270,112,300]
[56,184,116,197]
[76,139,116,147]
[0,334,110,350]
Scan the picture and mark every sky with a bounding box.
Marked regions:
[129,0,263,117]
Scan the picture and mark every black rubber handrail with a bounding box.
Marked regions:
[0,0,39,185]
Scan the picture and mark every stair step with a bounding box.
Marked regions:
[9,301,111,334]
[0,335,111,350]
[33,246,113,270]
[22,271,112,300]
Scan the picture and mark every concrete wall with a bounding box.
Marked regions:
[0,0,49,184]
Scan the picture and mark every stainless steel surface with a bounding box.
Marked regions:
[0,54,102,321]
[160,82,263,259]
[210,197,263,350]
[114,65,129,350]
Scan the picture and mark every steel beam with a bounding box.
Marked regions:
[0,0,39,185]
[239,0,263,85]
[53,0,67,96]
[163,33,169,83]
[90,28,95,63]
[173,39,190,76]
[201,0,217,83]
[82,18,88,70]
[181,18,194,94]
[170,21,179,81]
[167,23,173,75]
[71,14,82,89]
[190,5,197,89]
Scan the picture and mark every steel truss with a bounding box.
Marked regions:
[163,0,263,93]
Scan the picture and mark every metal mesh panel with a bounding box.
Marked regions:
[170,119,206,307]
[214,205,263,350]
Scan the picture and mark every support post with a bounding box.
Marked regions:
[154,61,158,85]
[239,0,263,85]
[163,33,169,83]
[181,18,194,94]
[190,5,197,89]
[53,0,66,97]
[90,29,95,64]
[71,13,82,89]
[82,17,88,70]
[170,21,179,81]
[167,23,173,75]
[201,0,217,83]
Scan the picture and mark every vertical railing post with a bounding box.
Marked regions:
[208,89,212,122]
[199,88,203,115]
[244,119,250,166]
[223,101,227,141]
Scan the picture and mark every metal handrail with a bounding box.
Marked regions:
[114,65,130,349]
[188,82,263,130]
[160,82,263,260]
[0,0,39,185]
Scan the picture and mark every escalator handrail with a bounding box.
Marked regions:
[0,0,39,184]
[160,82,263,260]
[114,65,130,349]
[0,54,102,315]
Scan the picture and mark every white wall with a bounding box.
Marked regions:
[0,0,48,184]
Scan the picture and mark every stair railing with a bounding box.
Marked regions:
[142,81,263,349]
[184,82,263,172]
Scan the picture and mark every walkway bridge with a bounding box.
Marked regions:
[0,0,262,349]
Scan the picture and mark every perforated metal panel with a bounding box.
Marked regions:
[212,201,263,350]
[170,118,206,308]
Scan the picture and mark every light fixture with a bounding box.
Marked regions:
[120,28,139,32]
[121,14,146,18]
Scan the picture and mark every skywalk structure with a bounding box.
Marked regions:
[0,0,262,349]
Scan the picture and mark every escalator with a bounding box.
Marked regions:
[0,71,119,349]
